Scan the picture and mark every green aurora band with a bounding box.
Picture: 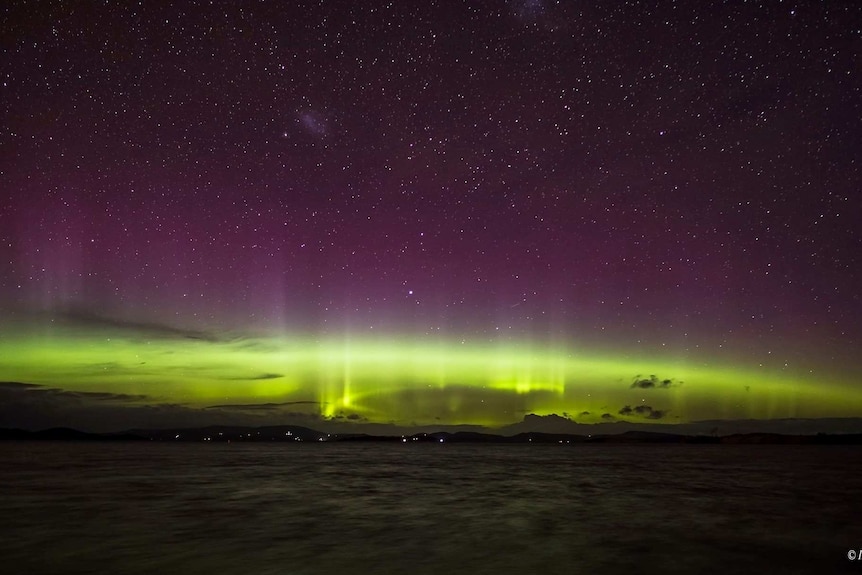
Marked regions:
[2,322,860,427]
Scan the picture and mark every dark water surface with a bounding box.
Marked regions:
[2,442,860,574]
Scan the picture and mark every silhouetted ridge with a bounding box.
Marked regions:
[2,426,861,444]
[0,428,147,441]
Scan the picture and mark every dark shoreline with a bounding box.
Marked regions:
[2,426,862,445]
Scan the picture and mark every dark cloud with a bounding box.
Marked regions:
[219,373,284,381]
[630,374,680,389]
[57,390,149,402]
[601,413,615,420]
[230,339,284,353]
[637,406,665,419]
[329,412,367,422]
[0,381,41,390]
[618,405,667,420]
[0,381,148,403]
[48,307,222,342]
[0,380,333,432]
[206,401,321,411]
[0,381,158,431]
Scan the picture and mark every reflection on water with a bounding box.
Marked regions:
[2,443,860,574]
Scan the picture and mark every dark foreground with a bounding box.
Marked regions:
[2,442,861,575]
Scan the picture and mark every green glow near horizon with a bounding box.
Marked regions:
[1,325,860,426]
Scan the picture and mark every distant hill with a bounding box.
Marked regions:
[0,427,147,441]
[2,426,861,445]
[127,424,328,442]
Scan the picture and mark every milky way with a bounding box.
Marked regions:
[1,1,861,430]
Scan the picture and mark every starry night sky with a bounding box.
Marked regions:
[2,1,861,432]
